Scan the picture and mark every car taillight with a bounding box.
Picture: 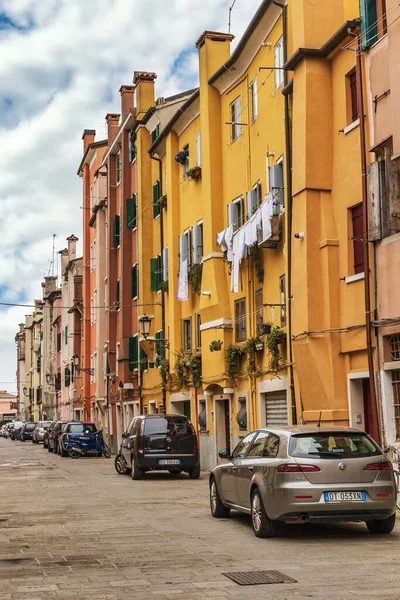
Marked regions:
[137,446,143,452]
[363,462,393,470]
[277,464,320,473]
[194,444,199,451]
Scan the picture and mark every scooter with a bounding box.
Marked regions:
[67,430,111,459]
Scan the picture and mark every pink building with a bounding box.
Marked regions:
[0,390,17,424]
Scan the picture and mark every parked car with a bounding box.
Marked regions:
[20,422,36,441]
[10,421,24,440]
[0,424,8,437]
[115,414,200,480]
[32,421,51,444]
[209,426,396,538]
[48,421,68,453]
[43,420,57,448]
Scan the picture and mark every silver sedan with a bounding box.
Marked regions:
[209,426,396,537]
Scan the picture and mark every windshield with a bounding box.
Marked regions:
[289,432,382,459]
[68,423,97,434]
[144,417,194,437]
[40,422,51,429]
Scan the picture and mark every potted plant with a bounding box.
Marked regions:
[188,351,202,388]
[209,340,223,352]
[266,327,286,372]
[186,165,202,181]
[159,280,168,293]
[188,263,202,294]
[226,344,245,381]
[157,194,167,209]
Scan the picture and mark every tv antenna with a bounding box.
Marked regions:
[228,0,238,34]
[47,234,57,277]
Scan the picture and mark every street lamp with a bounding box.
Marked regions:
[72,354,80,367]
[22,387,27,395]
[139,314,152,339]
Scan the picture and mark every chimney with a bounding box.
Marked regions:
[42,276,57,298]
[120,85,135,120]
[133,71,157,118]
[196,31,234,81]
[82,129,96,153]
[59,248,68,276]
[105,114,120,145]
[67,234,78,262]
[19,323,24,333]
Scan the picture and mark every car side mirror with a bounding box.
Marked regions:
[122,432,128,439]
[218,448,230,459]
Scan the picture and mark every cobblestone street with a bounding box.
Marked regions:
[1,438,400,600]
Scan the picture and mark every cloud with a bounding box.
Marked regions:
[0,0,263,392]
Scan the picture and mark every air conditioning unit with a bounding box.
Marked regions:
[257,215,281,248]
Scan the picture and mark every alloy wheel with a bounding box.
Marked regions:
[210,481,218,513]
[252,492,262,532]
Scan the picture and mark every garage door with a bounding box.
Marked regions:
[265,390,288,426]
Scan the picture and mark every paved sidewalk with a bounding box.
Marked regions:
[0,438,400,600]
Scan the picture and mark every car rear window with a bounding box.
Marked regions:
[41,422,51,428]
[144,417,194,437]
[68,424,97,434]
[289,432,381,459]
[25,424,35,430]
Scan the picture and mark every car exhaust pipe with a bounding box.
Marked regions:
[285,513,309,524]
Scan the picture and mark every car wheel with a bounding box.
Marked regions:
[115,453,129,475]
[366,514,396,534]
[131,459,144,480]
[210,478,230,518]
[251,488,279,538]
[48,444,53,452]
[188,465,201,479]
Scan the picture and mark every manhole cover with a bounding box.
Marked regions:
[223,570,297,586]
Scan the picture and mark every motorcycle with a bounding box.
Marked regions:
[67,430,111,459]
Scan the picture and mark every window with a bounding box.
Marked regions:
[235,298,246,342]
[247,182,262,218]
[191,223,203,264]
[351,204,364,274]
[390,335,400,361]
[65,366,71,387]
[195,313,201,349]
[90,297,95,325]
[131,263,138,299]
[116,151,121,184]
[93,292,97,324]
[128,131,136,162]
[90,244,93,272]
[198,398,207,432]
[392,370,400,440]
[162,247,168,282]
[289,432,381,459]
[183,144,189,179]
[232,432,257,459]
[255,289,263,332]
[92,353,97,384]
[196,132,201,166]
[92,240,96,271]
[150,255,161,292]
[113,215,120,247]
[360,0,387,48]
[65,325,68,345]
[152,180,161,218]
[182,318,192,351]
[236,398,247,431]
[280,274,286,327]
[129,336,138,370]
[126,194,137,229]
[151,123,160,144]
[349,70,358,123]
[249,77,258,122]
[140,345,148,371]
[230,96,241,142]
[269,161,284,206]
[155,330,162,368]
[57,332,61,353]
[228,196,244,232]
[247,432,280,458]
[116,278,120,309]
[274,36,284,90]
[179,230,191,265]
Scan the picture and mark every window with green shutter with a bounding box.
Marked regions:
[140,345,148,371]
[150,256,161,292]
[151,123,160,144]
[65,325,68,344]
[360,0,377,48]
[113,215,120,247]
[29,388,32,401]
[116,151,121,183]
[131,264,138,298]
[65,366,71,387]
[126,195,137,229]
[116,279,120,308]
[128,132,136,162]
[152,180,161,218]
[129,336,138,370]
[155,330,162,367]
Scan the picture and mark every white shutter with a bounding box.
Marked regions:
[228,203,238,228]
[247,189,257,219]
[179,234,188,264]
[192,225,203,265]
[162,247,168,281]
[196,132,201,167]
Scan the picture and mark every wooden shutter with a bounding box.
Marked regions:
[155,331,162,367]
[162,247,168,281]
[352,204,364,274]
[360,0,377,48]
[113,215,120,247]
[116,279,120,307]
[126,195,137,229]
[128,337,138,370]
[150,257,160,292]
[152,181,160,218]
[151,123,160,144]
[192,225,203,265]
[131,264,138,298]
[140,345,148,371]
[65,366,71,387]
[65,325,68,344]
[179,234,189,264]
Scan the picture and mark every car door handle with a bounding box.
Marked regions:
[248,466,254,472]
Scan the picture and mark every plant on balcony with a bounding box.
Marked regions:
[174,351,189,389]
[266,326,287,372]
[159,279,168,293]
[159,359,169,390]
[255,262,264,284]
[209,340,223,352]
[226,344,245,381]
[188,351,202,389]
[186,165,202,181]
[157,194,167,209]
[188,263,202,294]
[243,337,263,377]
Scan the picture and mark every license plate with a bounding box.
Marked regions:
[324,491,366,503]
[158,459,181,465]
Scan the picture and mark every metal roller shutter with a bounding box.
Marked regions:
[265,391,288,426]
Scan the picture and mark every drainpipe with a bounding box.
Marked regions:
[272,0,296,424]
[373,242,385,447]
[349,29,380,442]
[149,153,166,414]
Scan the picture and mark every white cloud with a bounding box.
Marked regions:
[0,0,263,392]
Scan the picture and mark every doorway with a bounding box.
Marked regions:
[215,399,231,463]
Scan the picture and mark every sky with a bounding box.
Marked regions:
[0,0,263,394]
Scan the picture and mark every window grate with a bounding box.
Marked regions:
[392,370,400,441]
[390,335,400,360]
